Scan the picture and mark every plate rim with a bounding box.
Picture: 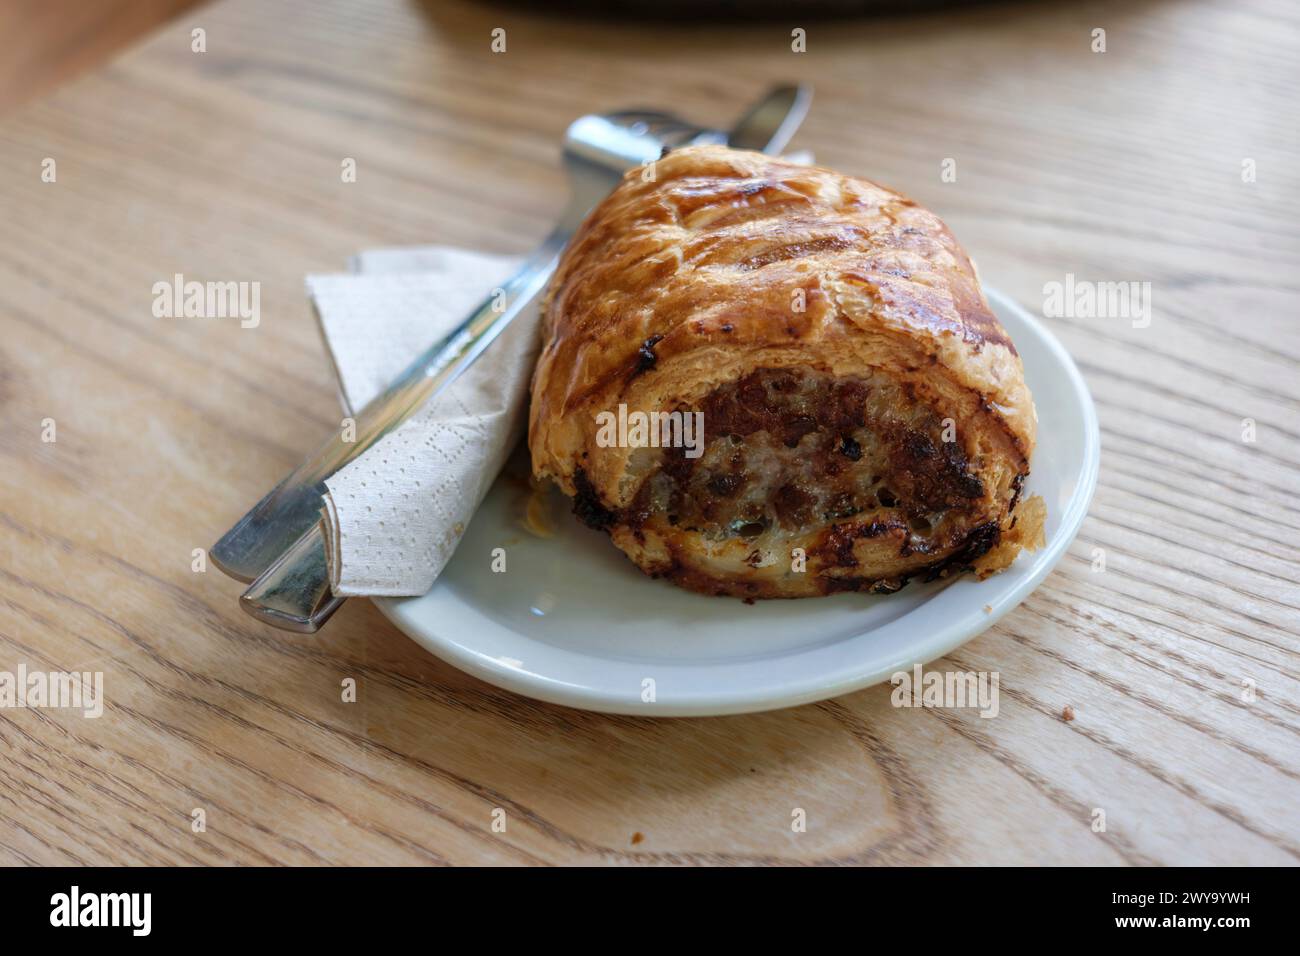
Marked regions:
[375,287,1100,716]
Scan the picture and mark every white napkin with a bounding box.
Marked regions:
[307,246,530,596]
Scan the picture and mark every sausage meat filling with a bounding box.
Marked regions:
[630,367,986,548]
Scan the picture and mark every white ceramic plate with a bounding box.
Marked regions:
[376,288,1099,716]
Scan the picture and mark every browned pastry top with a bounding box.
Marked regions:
[530,145,1036,507]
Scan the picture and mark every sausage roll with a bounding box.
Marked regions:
[528,145,1043,598]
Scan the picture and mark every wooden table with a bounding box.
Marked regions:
[1,0,1297,866]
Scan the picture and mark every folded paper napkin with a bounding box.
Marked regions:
[307,246,527,597]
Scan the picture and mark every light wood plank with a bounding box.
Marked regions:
[0,0,1296,864]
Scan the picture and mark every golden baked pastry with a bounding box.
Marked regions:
[528,145,1043,598]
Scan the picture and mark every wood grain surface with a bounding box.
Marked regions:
[1,0,1297,865]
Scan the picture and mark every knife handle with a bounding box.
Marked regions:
[240,521,342,632]
[210,232,567,593]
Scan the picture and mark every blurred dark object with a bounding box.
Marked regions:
[491,0,990,19]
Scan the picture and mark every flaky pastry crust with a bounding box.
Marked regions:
[529,145,1041,598]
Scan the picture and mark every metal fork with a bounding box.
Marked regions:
[212,85,812,632]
